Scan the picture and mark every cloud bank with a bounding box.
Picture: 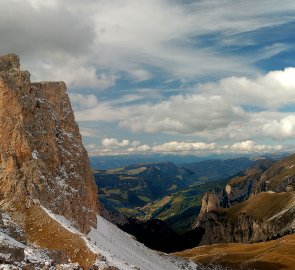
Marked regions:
[86,138,283,156]
[76,68,295,141]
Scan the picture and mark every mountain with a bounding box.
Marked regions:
[95,158,258,214]
[90,154,217,170]
[0,53,98,234]
[193,158,274,228]
[95,162,197,210]
[174,233,295,270]
[126,179,229,234]
[95,158,263,237]
[0,54,203,269]
[181,157,256,182]
[193,155,295,244]
[199,191,295,244]
[174,153,295,269]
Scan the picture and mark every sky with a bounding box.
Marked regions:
[1,0,295,156]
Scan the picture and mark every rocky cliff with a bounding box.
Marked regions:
[0,54,201,270]
[194,156,295,245]
[0,53,98,234]
[199,191,295,244]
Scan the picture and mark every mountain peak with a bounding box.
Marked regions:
[0,53,20,71]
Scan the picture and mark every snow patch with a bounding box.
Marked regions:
[0,264,22,270]
[0,231,26,249]
[24,248,52,265]
[40,206,199,269]
[40,206,81,235]
[87,215,199,270]
[32,149,38,159]
[2,212,11,226]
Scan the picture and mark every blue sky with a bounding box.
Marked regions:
[1,0,295,156]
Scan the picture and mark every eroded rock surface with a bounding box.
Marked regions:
[194,157,295,245]
[0,53,98,234]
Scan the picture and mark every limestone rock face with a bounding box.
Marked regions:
[194,157,295,245]
[198,192,295,245]
[0,53,98,233]
[193,192,220,228]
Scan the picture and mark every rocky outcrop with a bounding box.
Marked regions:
[0,211,71,268]
[198,191,295,245]
[193,192,220,228]
[255,153,295,193]
[194,157,295,245]
[0,53,98,233]
[195,156,295,223]
[192,160,272,229]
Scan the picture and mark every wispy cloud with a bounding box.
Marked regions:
[1,0,295,88]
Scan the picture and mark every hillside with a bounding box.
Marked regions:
[95,162,197,209]
[181,157,255,182]
[186,152,295,265]
[256,153,295,192]
[95,158,257,229]
[199,191,295,244]
[175,233,295,270]
[125,179,229,234]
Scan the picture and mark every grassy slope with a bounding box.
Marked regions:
[224,191,295,220]
[24,205,97,269]
[263,153,295,190]
[174,233,295,270]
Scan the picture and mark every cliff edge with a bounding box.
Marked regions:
[0,53,98,234]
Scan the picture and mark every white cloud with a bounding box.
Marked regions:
[102,138,130,148]
[88,140,284,156]
[152,141,217,153]
[262,115,295,139]
[70,94,98,110]
[2,0,295,90]
[201,67,295,109]
[131,140,141,147]
[29,56,117,90]
[128,144,151,153]
[228,140,283,153]
[119,95,246,134]
[74,102,130,121]
[128,69,151,82]
[79,128,98,138]
[85,143,96,150]
[119,68,295,140]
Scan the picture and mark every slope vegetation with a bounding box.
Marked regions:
[175,233,295,270]
[199,191,295,244]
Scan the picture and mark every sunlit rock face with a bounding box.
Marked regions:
[0,53,98,234]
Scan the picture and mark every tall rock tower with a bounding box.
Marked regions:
[0,53,98,234]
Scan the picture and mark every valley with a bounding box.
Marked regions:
[1,53,295,270]
[95,153,295,269]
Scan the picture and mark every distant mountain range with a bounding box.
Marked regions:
[90,152,289,170]
[175,153,295,269]
[94,157,269,251]
[94,157,258,217]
